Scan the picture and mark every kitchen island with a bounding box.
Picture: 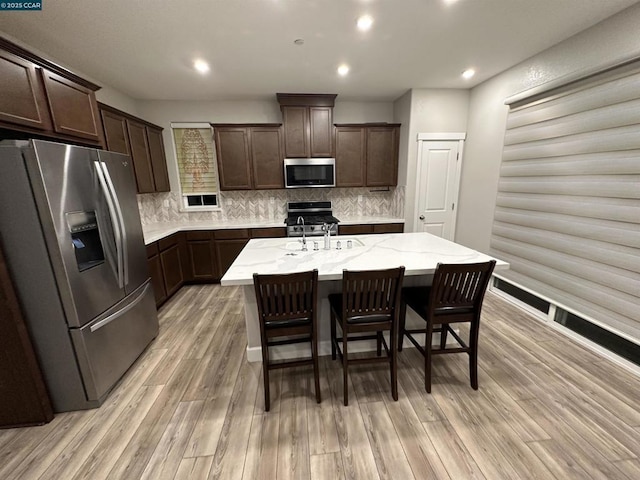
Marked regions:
[221,232,508,361]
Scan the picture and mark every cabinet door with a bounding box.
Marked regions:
[100,109,130,155]
[126,119,156,193]
[281,106,309,158]
[251,127,284,189]
[160,244,183,297]
[187,239,218,281]
[335,127,365,187]
[309,107,333,157]
[215,239,249,279]
[0,50,51,131]
[366,126,399,187]
[146,126,170,192]
[147,254,167,307]
[215,127,252,190]
[41,69,101,141]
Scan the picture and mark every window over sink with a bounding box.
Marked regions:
[171,123,220,210]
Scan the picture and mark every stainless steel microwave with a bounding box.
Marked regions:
[284,158,336,188]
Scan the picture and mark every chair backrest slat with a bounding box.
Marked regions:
[342,267,405,320]
[429,261,496,316]
[253,270,318,322]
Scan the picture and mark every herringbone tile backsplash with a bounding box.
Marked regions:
[137,187,404,225]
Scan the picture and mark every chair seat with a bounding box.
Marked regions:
[264,316,311,329]
[328,294,392,324]
[402,286,475,320]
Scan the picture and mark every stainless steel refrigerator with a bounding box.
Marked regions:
[0,139,158,412]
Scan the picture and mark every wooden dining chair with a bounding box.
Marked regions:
[253,269,320,411]
[399,260,496,393]
[329,266,405,406]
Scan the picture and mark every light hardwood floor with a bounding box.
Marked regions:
[2,284,640,479]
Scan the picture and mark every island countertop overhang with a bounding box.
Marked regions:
[221,232,509,286]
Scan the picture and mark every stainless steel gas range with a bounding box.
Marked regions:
[285,201,339,237]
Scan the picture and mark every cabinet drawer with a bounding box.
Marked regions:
[214,229,250,240]
[251,227,287,238]
[158,234,178,252]
[146,242,159,259]
[186,231,212,241]
[373,223,404,234]
[339,224,373,235]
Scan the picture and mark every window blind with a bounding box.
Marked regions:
[171,124,218,195]
[490,64,640,344]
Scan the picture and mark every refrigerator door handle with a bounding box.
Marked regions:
[94,161,124,288]
[90,281,151,332]
[100,161,129,287]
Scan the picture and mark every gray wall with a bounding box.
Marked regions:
[457,2,640,253]
[395,89,470,232]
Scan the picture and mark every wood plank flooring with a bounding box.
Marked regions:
[2,284,640,479]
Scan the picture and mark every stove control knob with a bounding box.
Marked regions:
[310,225,315,231]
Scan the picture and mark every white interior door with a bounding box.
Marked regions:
[415,138,463,240]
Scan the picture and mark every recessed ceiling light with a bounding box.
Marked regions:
[194,59,210,74]
[462,68,475,79]
[357,15,373,31]
[337,64,350,76]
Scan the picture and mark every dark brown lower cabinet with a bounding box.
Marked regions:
[251,227,287,238]
[339,223,404,235]
[160,244,183,298]
[0,243,53,427]
[186,231,218,282]
[146,233,187,307]
[214,229,250,279]
[147,251,167,307]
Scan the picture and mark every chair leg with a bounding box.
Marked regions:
[262,345,271,411]
[330,310,337,360]
[398,300,407,352]
[312,333,321,403]
[470,323,480,390]
[342,326,349,406]
[425,323,433,394]
[439,324,448,349]
[390,325,398,401]
[377,331,382,357]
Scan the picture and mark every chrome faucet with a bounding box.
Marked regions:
[323,223,331,250]
[297,216,307,251]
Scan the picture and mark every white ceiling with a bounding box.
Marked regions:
[1,0,637,101]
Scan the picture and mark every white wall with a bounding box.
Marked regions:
[395,89,470,232]
[457,2,640,253]
[136,99,395,192]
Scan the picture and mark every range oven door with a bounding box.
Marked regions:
[284,158,335,188]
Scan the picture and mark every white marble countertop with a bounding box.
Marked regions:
[220,232,509,286]
[142,216,405,244]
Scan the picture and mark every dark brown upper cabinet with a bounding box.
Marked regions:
[276,94,336,158]
[213,124,284,191]
[334,123,400,187]
[40,70,101,142]
[335,126,366,187]
[0,37,102,146]
[0,49,52,131]
[99,103,170,194]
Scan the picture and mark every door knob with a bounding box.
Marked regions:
[419,215,425,220]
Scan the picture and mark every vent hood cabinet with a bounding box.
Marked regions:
[276,93,337,158]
